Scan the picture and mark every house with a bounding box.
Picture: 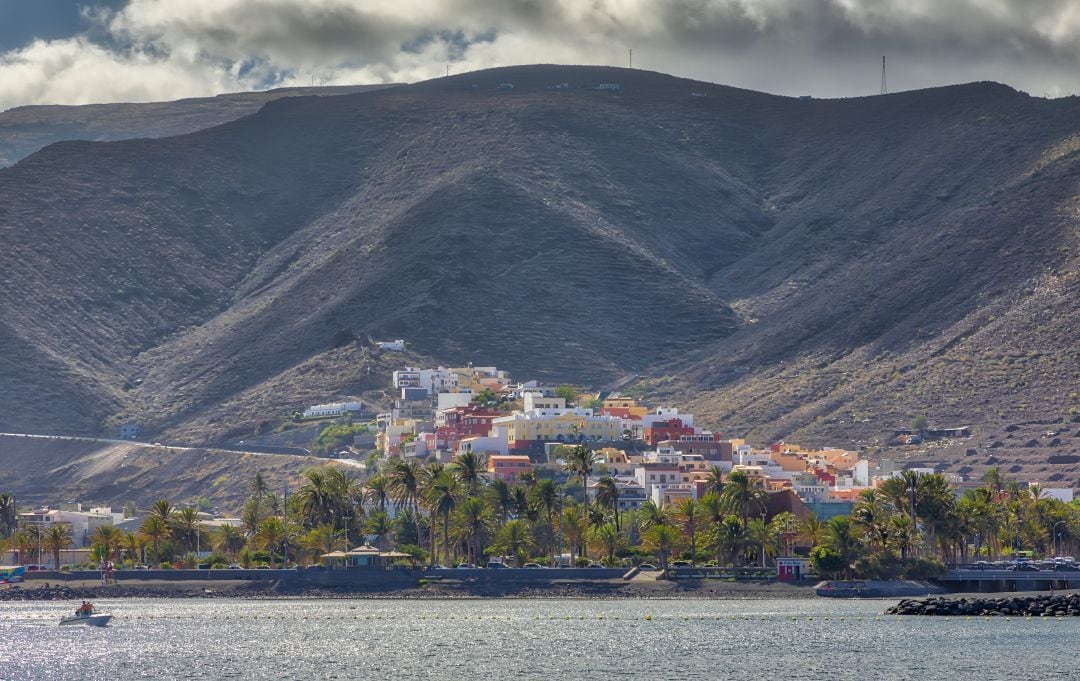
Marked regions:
[376,339,406,351]
[303,401,363,419]
[487,455,533,482]
[643,418,696,446]
[458,427,510,457]
[491,408,622,447]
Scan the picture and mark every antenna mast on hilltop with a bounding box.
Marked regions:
[629,48,633,69]
[880,56,887,95]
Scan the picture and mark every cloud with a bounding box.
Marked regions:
[1,0,1079,110]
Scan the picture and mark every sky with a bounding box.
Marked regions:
[1,0,1079,111]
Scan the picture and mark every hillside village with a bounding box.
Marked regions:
[295,362,1075,518]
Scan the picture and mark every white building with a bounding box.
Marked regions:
[393,367,458,392]
[523,393,566,411]
[437,391,473,411]
[303,401,363,418]
[458,427,510,456]
[376,339,406,351]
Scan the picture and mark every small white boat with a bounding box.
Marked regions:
[59,610,112,627]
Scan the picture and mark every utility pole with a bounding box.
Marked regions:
[880,56,887,95]
[629,49,633,69]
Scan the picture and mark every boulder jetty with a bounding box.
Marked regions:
[886,593,1080,617]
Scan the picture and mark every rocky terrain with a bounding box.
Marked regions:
[0,435,345,511]
[0,64,1077,486]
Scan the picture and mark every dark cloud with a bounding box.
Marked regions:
[1,0,1079,110]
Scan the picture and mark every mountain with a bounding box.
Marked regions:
[0,84,395,167]
[0,65,1077,485]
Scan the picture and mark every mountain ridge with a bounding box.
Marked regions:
[0,65,1075,485]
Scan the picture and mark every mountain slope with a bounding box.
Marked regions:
[0,85,395,167]
[0,65,1076,475]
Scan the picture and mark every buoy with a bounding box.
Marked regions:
[645,615,653,621]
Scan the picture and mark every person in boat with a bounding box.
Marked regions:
[76,601,93,616]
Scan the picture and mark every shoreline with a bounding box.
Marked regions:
[1,578,821,601]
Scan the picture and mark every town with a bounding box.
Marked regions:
[2,361,1077,588]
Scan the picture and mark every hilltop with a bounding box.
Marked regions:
[0,84,395,166]
[0,65,1076,484]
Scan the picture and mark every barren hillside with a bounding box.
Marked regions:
[0,65,1076,485]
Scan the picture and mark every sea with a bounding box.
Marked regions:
[1,597,1075,679]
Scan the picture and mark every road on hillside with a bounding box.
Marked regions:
[0,432,359,465]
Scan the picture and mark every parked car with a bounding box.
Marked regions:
[1053,562,1080,572]
[256,565,271,570]
[455,563,476,569]
[227,564,242,569]
[586,562,604,568]
[133,564,149,570]
[670,561,692,568]
[522,563,544,569]
[1006,562,1040,572]
[637,563,658,572]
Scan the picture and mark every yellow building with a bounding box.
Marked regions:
[491,410,622,445]
[601,396,648,420]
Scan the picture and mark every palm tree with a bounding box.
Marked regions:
[531,479,559,563]
[297,469,337,528]
[91,525,124,564]
[388,460,421,513]
[365,511,393,551]
[454,497,495,565]
[562,445,593,489]
[561,504,587,563]
[171,507,203,554]
[672,499,702,565]
[451,451,487,496]
[44,524,72,569]
[253,517,285,565]
[139,515,170,565]
[491,519,534,567]
[594,476,622,532]
[485,478,515,523]
[588,522,623,566]
[0,493,16,538]
[822,516,862,578]
[150,499,175,523]
[719,470,767,540]
[122,531,145,564]
[364,475,391,514]
[745,517,779,567]
[424,469,461,566]
[639,500,668,530]
[213,525,247,557]
[851,489,893,553]
[706,515,744,566]
[703,466,725,496]
[643,524,681,571]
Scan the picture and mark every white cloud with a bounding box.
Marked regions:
[1,0,1079,111]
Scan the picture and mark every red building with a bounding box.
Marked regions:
[643,419,696,446]
[435,406,500,451]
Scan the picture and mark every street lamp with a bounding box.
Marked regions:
[1052,521,1067,558]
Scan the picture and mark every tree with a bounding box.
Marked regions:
[451,451,488,497]
[253,517,285,565]
[0,493,17,538]
[643,524,682,571]
[910,415,930,438]
[365,511,393,551]
[588,522,623,566]
[44,524,72,569]
[213,524,247,557]
[423,469,461,566]
[554,385,578,405]
[139,515,169,565]
[706,514,744,566]
[122,531,145,564]
[485,478,515,523]
[562,445,593,489]
[453,497,494,565]
[531,479,559,562]
[719,470,767,561]
[594,477,622,532]
[673,499,702,565]
[561,504,587,563]
[822,516,862,577]
[171,508,203,554]
[387,460,421,513]
[364,475,391,514]
[91,525,124,564]
[491,519,534,567]
[703,467,725,497]
[809,545,847,579]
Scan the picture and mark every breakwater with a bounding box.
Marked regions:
[886,593,1080,617]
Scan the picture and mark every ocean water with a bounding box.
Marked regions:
[1,597,1075,680]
